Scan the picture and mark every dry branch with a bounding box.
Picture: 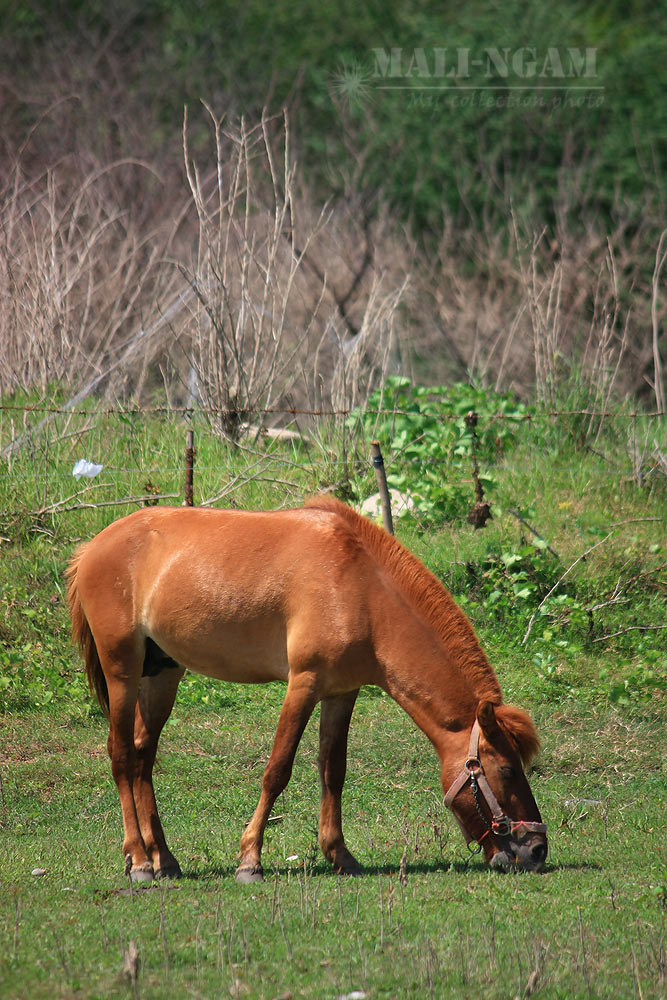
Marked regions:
[592,624,667,643]
[651,229,667,414]
[27,493,180,516]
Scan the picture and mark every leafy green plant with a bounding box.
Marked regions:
[352,378,528,523]
[599,650,667,706]
[479,541,555,610]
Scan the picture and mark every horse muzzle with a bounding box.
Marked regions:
[489,832,548,873]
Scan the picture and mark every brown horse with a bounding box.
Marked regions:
[66,496,547,882]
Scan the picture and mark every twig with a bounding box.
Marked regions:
[201,474,301,506]
[507,507,559,559]
[631,945,645,1000]
[378,873,385,949]
[0,768,7,825]
[608,517,663,527]
[122,940,140,1000]
[49,919,71,981]
[277,903,292,961]
[32,481,113,514]
[578,908,591,997]
[32,493,180,516]
[160,884,170,975]
[650,229,667,415]
[12,891,20,958]
[522,532,613,644]
[593,624,667,643]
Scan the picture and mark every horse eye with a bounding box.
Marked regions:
[500,765,516,779]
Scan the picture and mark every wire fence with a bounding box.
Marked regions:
[1,402,665,419]
[1,397,664,529]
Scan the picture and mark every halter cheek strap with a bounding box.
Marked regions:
[443,720,548,845]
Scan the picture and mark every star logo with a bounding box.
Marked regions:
[330,58,374,110]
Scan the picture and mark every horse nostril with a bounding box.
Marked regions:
[530,843,547,863]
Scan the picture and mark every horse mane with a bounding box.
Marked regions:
[495,703,541,765]
[304,495,502,704]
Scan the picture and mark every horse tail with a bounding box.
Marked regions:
[66,545,109,718]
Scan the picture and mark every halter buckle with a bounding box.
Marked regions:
[464,757,481,774]
[491,816,512,837]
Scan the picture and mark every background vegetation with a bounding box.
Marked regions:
[3,0,665,229]
[1,0,665,409]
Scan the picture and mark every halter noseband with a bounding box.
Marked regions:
[443,720,548,845]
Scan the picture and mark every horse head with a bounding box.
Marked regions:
[443,701,548,872]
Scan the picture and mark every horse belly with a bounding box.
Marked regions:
[147,611,289,684]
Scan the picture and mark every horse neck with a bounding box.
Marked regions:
[371,588,480,759]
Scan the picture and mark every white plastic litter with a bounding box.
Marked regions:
[72,459,103,480]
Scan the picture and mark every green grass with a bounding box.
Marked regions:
[0,695,665,999]
[0,392,665,997]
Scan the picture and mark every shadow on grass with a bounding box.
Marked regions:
[94,853,602,894]
[95,857,601,895]
[180,856,602,880]
[545,861,602,873]
[178,858,560,880]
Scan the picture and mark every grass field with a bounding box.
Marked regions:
[1,692,665,999]
[0,398,665,998]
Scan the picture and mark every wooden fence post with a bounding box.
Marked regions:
[370,440,394,535]
[185,430,195,506]
[465,411,491,529]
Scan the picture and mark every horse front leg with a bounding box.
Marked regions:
[318,689,362,875]
[133,667,185,878]
[236,671,319,883]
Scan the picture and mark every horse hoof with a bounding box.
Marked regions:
[129,864,155,884]
[235,864,264,884]
[156,863,182,880]
[336,861,363,877]
[331,849,363,876]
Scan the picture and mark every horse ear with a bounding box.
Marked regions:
[477,700,500,735]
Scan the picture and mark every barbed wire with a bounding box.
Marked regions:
[0,462,645,483]
[0,402,664,420]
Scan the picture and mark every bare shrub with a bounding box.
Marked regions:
[0,160,177,397]
[406,193,660,428]
[178,108,409,440]
[650,230,667,414]
[0,85,660,436]
[513,220,629,435]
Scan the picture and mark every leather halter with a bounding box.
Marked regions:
[443,720,548,845]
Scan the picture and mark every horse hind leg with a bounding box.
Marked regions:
[318,690,362,875]
[133,659,185,879]
[101,638,156,882]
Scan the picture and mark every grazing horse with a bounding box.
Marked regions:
[66,496,547,882]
